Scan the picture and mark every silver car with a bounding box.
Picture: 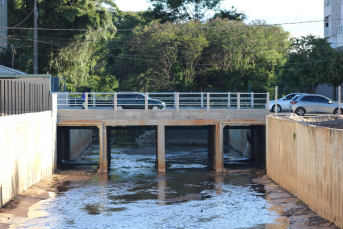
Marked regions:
[269,93,307,112]
[289,94,343,116]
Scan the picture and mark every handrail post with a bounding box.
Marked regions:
[228,92,231,108]
[267,92,270,110]
[201,92,204,108]
[114,92,117,110]
[93,93,95,107]
[251,92,254,108]
[275,86,278,116]
[176,92,179,110]
[207,92,210,110]
[85,92,88,110]
[145,92,148,110]
[237,92,240,110]
[339,86,341,116]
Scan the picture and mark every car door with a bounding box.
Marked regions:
[280,94,295,110]
[315,96,334,113]
[124,94,135,109]
[135,94,145,109]
[300,96,316,113]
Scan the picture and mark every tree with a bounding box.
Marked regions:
[148,0,222,23]
[211,7,246,21]
[3,0,117,92]
[108,18,290,92]
[281,35,343,93]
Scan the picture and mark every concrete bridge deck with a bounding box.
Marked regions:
[57,108,268,174]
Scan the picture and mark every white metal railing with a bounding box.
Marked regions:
[325,26,332,35]
[325,0,331,6]
[56,92,269,110]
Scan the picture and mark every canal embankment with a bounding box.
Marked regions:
[267,115,343,228]
[0,94,93,208]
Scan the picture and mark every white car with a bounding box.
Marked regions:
[269,93,307,112]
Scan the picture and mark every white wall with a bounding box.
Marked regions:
[0,95,57,207]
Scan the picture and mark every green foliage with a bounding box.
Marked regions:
[280,35,343,94]
[148,0,223,22]
[3,0,117,92]
[211,7,246,21]
[109,18,290,92]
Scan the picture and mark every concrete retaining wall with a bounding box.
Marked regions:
[0,111,57,207]
[69,129,92,160]
[267,116,343,228]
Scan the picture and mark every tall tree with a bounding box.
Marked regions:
[148,0,223,23]
[281,35,343,93]
[3,0,117,91]
[108,18,290,92]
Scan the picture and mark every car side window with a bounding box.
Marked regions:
[316,96,329,103]
[123,94,134,99]
[117,94,124,99]
[285,94,294,100]
[301,96,314,102]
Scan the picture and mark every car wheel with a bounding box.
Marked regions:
[271,105,281,112]
[117,105,124,110]
[295,107,306,116]
[152,106,160,110]
[333,108,343,115]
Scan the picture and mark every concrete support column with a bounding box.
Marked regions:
[98,123,109,173]
[208,124,223,173]
[156,125,166,172]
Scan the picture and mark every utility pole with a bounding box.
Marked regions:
[33,0,38,74]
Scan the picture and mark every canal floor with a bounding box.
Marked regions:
[0,136,337,229]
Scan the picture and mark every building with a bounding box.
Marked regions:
[0,0,7,52]
[324,0,343,48]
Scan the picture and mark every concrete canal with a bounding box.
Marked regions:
[1,130,331,228]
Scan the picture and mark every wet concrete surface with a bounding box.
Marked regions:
[0,132,339,228]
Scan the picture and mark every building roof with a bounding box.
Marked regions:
[0,65,27,75]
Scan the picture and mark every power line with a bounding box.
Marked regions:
[0,18,330,32]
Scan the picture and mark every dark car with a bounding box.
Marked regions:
[115,92,166,109]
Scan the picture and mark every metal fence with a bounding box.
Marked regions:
[0,79,51,116]
[57,92,269,110]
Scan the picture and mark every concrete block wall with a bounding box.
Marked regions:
[0,111,57,207]
[69,129,92,160]
[267,116,343,228]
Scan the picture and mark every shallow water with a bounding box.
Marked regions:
[10,133,288,229]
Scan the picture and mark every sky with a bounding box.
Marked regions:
[114,0,324,38]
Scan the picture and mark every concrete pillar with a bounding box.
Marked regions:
[98,123,109,173]
[156,125,165,172]
[208,124,223,173]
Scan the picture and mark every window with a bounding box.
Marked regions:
[285,94,295,100]
[301,96,315,102]
[315,96,329,103]
[123,94,134,99]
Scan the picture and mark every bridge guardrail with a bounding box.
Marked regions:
[56,92,269,110]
